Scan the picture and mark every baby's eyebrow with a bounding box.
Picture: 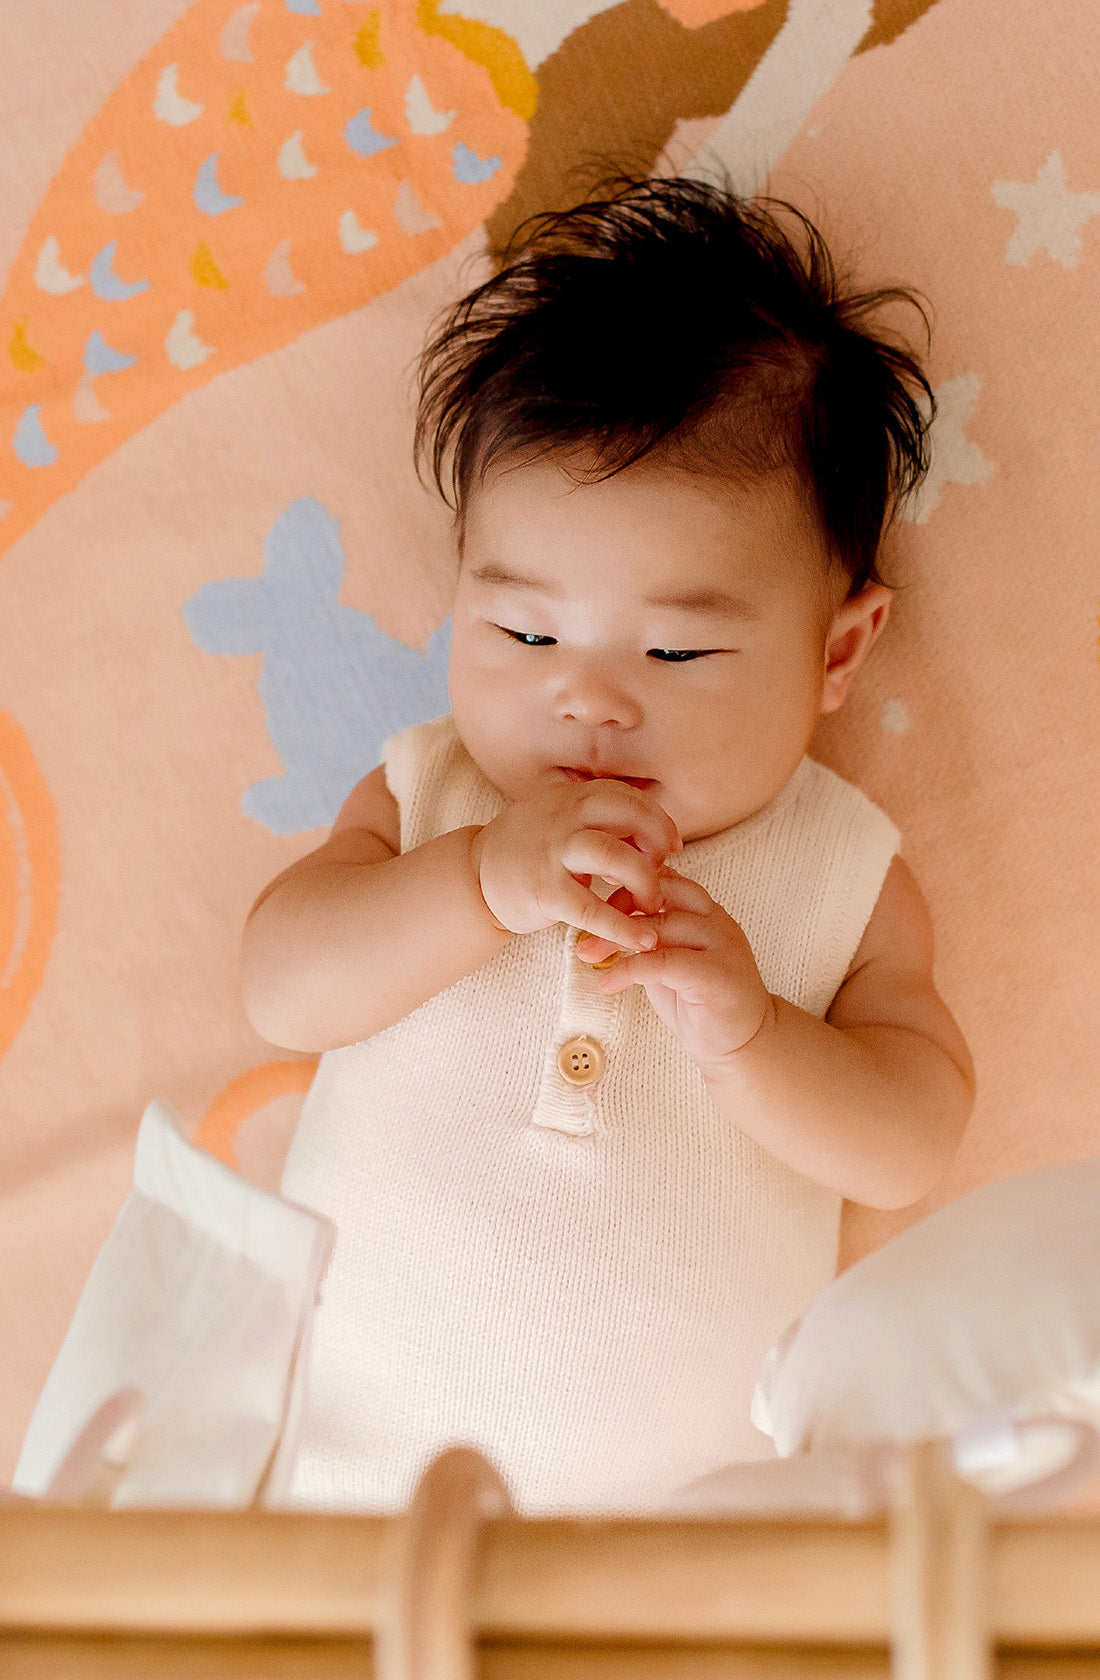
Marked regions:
[468,564,761,620]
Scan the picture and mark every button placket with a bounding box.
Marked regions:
[529,924,621,1135]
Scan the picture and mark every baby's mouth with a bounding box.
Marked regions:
[558,767,656,790]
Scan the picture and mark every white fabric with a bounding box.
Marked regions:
[663,1414,1100,1518]
[280,712,900,1516]
[752,1157,1100,1458]
[13,1100,334,1508]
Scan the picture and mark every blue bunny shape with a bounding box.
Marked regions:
[184,497,451,833]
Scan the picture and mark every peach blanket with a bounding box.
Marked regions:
[2,0,1098,1481]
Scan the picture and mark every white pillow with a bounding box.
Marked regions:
[752,1159,1100,1457]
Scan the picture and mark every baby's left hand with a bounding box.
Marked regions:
[575,868,773,1072]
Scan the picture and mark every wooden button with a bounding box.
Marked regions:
[556,1035,606,1087]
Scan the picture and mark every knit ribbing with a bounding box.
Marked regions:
[280,715,900,1516]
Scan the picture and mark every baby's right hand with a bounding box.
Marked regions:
[471,779,683,951]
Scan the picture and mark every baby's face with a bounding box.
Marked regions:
[448,455,859,845]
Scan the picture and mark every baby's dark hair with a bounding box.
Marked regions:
[415,174,934,595]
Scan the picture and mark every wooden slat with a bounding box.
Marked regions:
[996,1525,1100,1644]
[0,1633,370,1679]
[2,1511,1100,1648]
[5,1641,1100,1680]
[0,1637,896,1680]
[0,1510,387,1636]
[889,1438,992,1680]
[482,1644,891,1679]
[477,1521,891,1642]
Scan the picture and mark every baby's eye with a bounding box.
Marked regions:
[497,627,719,660]
[648,648,715,662]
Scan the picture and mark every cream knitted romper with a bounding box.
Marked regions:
[280,713,900,1516]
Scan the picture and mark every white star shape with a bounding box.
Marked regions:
[992,151,1100,269]
[902,372,995,526]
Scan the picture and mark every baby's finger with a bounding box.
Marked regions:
[563,830,666,915]
[631,907,711,950]
[580,903,714,965]
[653,867,714,914]
[560,878,658,953]
[576,887,658,964]
[581,781,683,865]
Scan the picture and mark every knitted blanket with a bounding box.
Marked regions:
[2,0,1098,1480]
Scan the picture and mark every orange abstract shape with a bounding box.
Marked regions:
[9,320,46,373]
[0,712,61,1062]
[194,1057,318,1168]
[0,0,528,556]
[658,0,769,22]
[416,0,538,122]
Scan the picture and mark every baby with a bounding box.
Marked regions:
[241,176,975,1517]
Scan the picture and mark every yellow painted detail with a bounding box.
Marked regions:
[191,241,229,289]
[415,0,537,122]
[10,318,46,372]
[354,12,384,68]
[228,89,252,126]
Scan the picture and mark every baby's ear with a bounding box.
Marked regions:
[818,584,892,715]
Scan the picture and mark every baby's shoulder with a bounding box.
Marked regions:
[330,762,400,854]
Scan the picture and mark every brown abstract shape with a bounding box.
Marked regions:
[485,0,787,256]
[856,0,942,54]
[486,0,946,260]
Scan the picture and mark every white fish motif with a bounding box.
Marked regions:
[286,41,330,96]
[153,63,204,126]
[93,153,145,214]
[393,180,441,234]
[35,237,84,295]
[405,74,455,136]
[219,1,260,62]
[278,131,318,180]
[264,238,306,296]
[165,309,215,371]
[339,210,379,254]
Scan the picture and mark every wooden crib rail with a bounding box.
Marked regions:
[2,1443,1100,1679]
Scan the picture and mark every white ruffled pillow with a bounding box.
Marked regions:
[752,1159,1100,1458]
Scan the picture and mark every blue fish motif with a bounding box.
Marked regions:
[84,330,137,375]
[345,108,398,158]
[13,405,58,467]
[452,142,501,185]
[90,241,151,301]
[195,153,245,215]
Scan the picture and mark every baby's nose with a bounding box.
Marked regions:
[554,667,643,730]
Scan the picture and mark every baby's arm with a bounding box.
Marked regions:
[241,764,509,1051]
[715,856,974,1208]
[241,766,679,1053]
[582,856,975,1210]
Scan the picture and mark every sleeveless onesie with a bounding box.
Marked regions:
[280,713,900,1515]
